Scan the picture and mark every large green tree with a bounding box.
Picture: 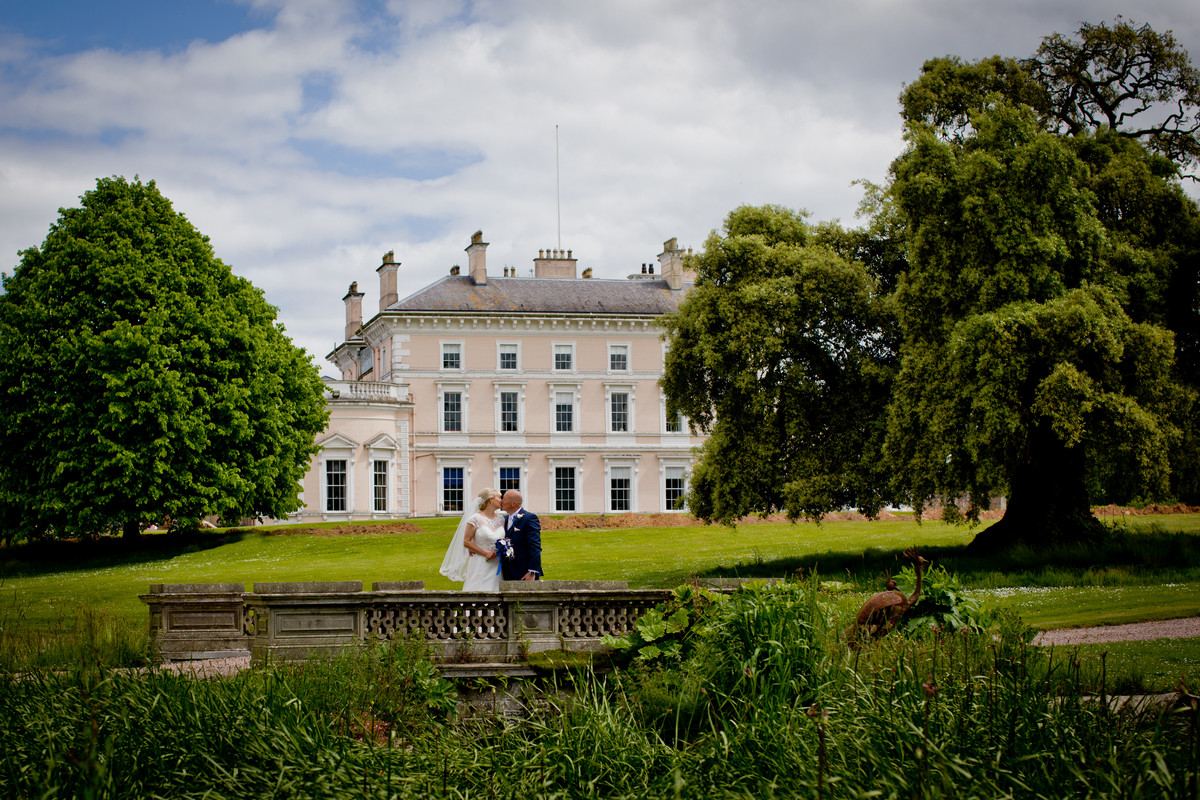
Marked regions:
[887,103,1179,550]
[662,20,1199,550]
[900,23,1200,512]
[659,205,896,523]
[0,177,329,542]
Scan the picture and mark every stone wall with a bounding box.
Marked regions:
[141,580,674,665]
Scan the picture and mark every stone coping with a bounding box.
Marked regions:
[500,580,629,591]
[145,583,245,594]
[440,663,540,678]
[237,580,663,599]
[240,588,671,602]
[251,581,363,594]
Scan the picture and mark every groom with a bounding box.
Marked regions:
[500,489,542,581]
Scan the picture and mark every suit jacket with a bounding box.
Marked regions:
[501,508,542,580]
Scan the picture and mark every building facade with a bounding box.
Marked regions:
[293,231,702,520]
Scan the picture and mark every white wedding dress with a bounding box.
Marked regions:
[462,511,506,591]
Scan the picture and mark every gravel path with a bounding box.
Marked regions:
[141,656,251,678]
[1033,617,1200,646]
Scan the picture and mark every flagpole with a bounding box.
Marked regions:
[555,124,561,250]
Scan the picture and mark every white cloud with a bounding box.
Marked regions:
[1,0,1197,362]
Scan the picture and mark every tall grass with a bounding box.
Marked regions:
[0,595,147,671]
[2,579,1197,798]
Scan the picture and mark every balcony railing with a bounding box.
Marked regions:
[324,380,409,404]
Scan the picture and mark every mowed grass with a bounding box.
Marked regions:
[1,514,1199,643]
[1055,637,1200,693]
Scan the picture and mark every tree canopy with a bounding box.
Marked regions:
[1026,17,1200,175]
[660,205,896,523]
[902,17,1200,180]
[661,20,1200,550]
[0,177,329,542]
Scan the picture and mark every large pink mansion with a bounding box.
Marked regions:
[292,232,702,520]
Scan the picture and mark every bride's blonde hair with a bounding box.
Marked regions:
[476,488,501,511]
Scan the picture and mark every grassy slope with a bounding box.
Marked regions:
[2,515,1198,636]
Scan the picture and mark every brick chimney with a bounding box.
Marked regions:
[343,281,365,341]
[377,250,399,311]
[467,230,488,285]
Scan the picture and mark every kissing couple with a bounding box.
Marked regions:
[438,487,542,591]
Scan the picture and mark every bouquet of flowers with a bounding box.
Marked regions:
[494,538,513,561]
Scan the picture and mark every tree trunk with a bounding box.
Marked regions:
[967,427,1105,553]
[122,520,141,540]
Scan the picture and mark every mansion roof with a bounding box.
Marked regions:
[389,276,688,316]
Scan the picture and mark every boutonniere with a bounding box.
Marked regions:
[515,512,524,521]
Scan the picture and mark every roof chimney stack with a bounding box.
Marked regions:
[343,281,365,341]
[658,237,691,291]
[467,230,488,285]
[377,250,399,311]
[533,246,578,278]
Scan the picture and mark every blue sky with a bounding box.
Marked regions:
[2,0,1198,364]
[2,1,265,54]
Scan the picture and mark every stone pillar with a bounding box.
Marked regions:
[139,583,248,661]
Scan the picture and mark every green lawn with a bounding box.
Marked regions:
[1028,636,1200,694]
[2,514,1199,640]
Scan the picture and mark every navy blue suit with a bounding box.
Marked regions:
[501,507,542,580]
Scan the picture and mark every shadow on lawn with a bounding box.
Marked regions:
[0,530,251,579]
[700,523,1200,588]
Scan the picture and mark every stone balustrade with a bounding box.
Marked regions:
[140,580,673,665]
[324,380,409,403]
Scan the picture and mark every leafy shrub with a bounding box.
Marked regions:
[602,583,726,664]
[897,562,988,633]
[605,579,830,740]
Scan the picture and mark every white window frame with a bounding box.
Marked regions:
[548,455,584,513]
[660,392,687,435]
[491,454,530,496]
[603,456,638,514]
[317,434,357,519]
[437,382,469,434]
[440,340,464,371]
[604,383,636,435]
[608,342,631,373]
[435,456,473,515]
[366,434,398,516]
[493,382,526,435]
[549,382,581,438]
[552,341,575,373]
[325,459,348,513]
[371,459,389,513]
[497,342,521,372]
[659,457,690,513]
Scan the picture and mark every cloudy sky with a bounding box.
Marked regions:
[2,0,1198,367]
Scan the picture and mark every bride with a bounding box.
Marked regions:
[438,488,507,591]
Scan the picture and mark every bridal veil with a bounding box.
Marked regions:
[438,504,475,582]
